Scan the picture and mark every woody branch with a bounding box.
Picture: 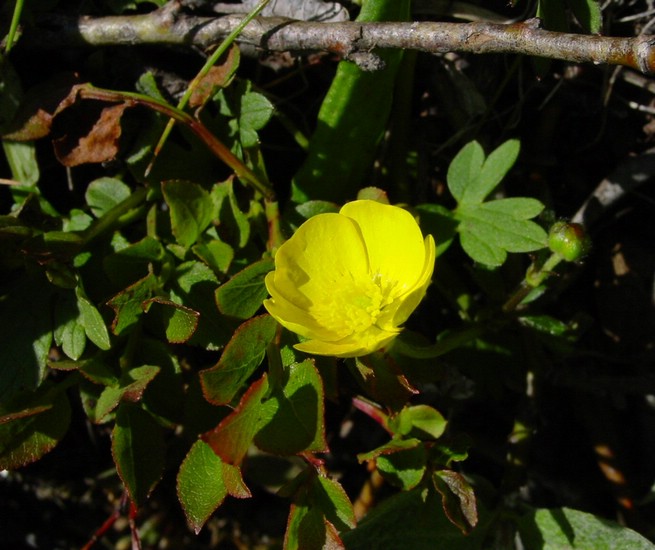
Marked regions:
[23,7,655,74]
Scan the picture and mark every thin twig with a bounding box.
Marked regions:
[24,12,655,74]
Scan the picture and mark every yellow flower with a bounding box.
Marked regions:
[264,200,436,358]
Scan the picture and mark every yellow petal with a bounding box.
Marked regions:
[294,325,399,358]
[340,201,427,298]
[269,213,370,312]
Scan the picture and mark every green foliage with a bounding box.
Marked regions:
[3,1,654,548]
[444,139,548,267]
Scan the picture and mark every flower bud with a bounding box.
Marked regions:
[547,221,590,262]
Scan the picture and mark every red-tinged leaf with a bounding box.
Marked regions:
[189,45,240,109]
[0,390,71,469]
[53,102,127,166]
[143,297,200,344]
[255,360,328,455]
[202,376,271,465]
[106,272,159,336]
[432,470,478,534]
[353,353,417,412]
[177,440,228,534]
[200,314,277,405]
[313,476,356,532]
[285,505,345,550]
[223,462,251,499]
[112,404,165,507]
[376,444,428,491]
[215,258,274,320]
[357,438,422,462]
[94,365,160,423]
[2,73,79,141]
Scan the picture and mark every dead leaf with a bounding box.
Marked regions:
[190,45,240,109]
[53,102,127,166]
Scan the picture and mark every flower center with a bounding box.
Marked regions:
[311,273,397,337]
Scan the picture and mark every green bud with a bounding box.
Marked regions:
[547,221,590,262]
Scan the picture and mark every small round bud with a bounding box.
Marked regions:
[547,221,590,262]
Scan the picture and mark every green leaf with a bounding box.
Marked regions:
[215,257,274,319]
[211,180,251,249]
[416,203,458,257]
[358,437,423,463]
[568,0,602,33]
[518,507,655,549]
[255,359,328,455]
[285,504,342,550]
[0,388,71,469]
[172,261,234,350]
[162,180,215,248]
[0,277,53,402]
[177,440,228,534]
[2,140,39,185]
[202,375,271,465]
[193,239,234,275]
[447,141,485,203]
[95,365,160,423]
[389,404,447,440]
[377,444,427,490]
[341,487,487,550]
[103,236,166,288]
[200,314,277,405]
[239,91,274,148]
[76,286,111,350]
[457,199,547,267]
[462,139,520,204]
[432,470,478,534]
[86,177,131,218]
[313,475,356,531]
[107,272,159,336]
[54,291,87,360]
[143,297,200,344]
[112,403,165,506]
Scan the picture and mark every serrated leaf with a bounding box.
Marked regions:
[519,506,655,549]
[177,440,228,534]
[200,314,277,405]
[215,258,274,319]
[255,359,327,455]
[112,404,165,506]
[285,504,343,550]
[462,139,520,204]
[341,487,487,550]
[447,141,485,203]
[202,376,271,465]
[76,286,111,350]
[172,261,234,350]
[377,444,427,491]
[86,177,131,218]
[106,272,159,335]
[314,476,356,531]
[0,389,71,469]
[193,239,234,274]
[143,297,199,344]
[95,365,160,423]
[432,470,478,534]
[162,180,215,248]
